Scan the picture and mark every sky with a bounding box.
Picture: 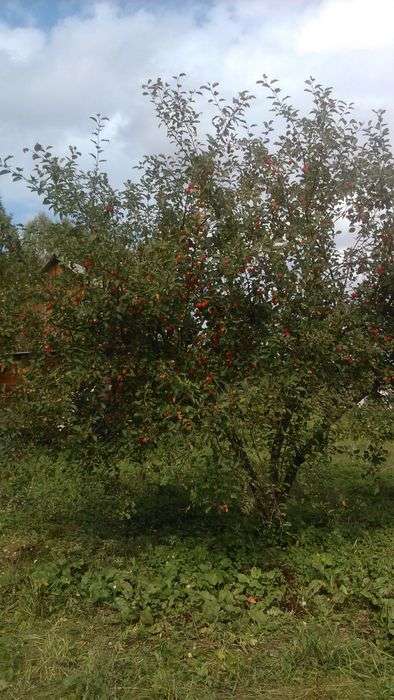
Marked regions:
[0,0,393,224]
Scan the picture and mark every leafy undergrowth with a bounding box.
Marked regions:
[0,449,393,698]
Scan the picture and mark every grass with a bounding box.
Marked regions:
[0,446,393,698]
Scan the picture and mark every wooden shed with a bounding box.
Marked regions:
[0,254,64,394]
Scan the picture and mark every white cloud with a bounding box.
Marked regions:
[0,0,392,222]
[296,0,394,53]
[0,23,45,62]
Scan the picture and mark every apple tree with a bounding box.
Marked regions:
[1,77,392,519]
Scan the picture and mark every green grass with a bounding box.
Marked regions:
[0,447,393,698]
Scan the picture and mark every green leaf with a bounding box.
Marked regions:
[249,604,267,624]
[140,607,154,626]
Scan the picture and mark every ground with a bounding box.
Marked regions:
[0,447,393,699]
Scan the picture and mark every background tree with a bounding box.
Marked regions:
[0,200,29,359]
[22,212,55,262]
[1,77,392,519]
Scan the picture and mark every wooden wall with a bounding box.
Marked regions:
[0,364,20,393]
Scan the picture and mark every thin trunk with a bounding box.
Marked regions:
[226,420,330,522]
[225,429,260,494]
[226,428,282,521]
[269,410,293,486]
[281,423,330,499]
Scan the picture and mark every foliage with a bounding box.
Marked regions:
[26,536,393,633]
[0,76,393,517]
